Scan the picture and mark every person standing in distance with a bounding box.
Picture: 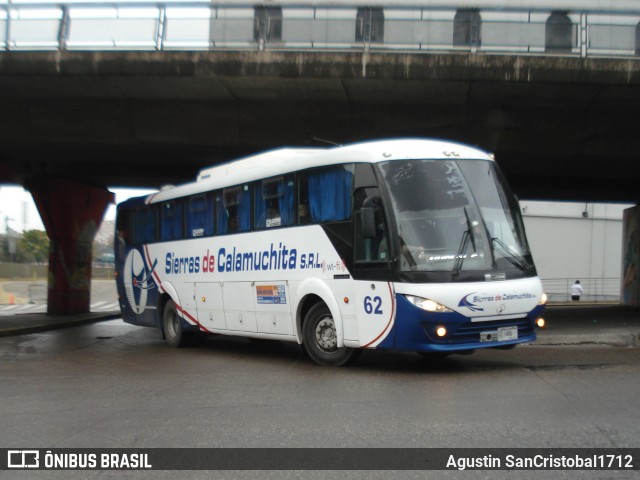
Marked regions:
[571,280,584,301]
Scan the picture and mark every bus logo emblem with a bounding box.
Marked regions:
[458,293,484,312]
[124,249,157,314]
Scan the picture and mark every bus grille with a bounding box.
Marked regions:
[424,317,534,344]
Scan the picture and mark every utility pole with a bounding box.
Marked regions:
[4,215,17,262]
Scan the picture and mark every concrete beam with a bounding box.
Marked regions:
[0,51,639,202]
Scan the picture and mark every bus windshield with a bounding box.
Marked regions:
[378,159,533,276]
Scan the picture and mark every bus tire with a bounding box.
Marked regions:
[303,303,359,367]
[163,299,187,348]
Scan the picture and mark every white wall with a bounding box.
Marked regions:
[521,201,634,301]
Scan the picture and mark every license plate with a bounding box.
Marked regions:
[498,326,518,341]
[480,326,518,342]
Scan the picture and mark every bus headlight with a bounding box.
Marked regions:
[539,293,548,305]
[404,295,452,313]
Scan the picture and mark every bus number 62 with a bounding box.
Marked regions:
[364,296,383,315]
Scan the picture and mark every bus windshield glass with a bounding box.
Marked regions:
[378,159,533,275]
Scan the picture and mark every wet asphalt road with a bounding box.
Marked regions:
[1,319,639,480]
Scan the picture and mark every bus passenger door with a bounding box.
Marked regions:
[222,282,258,333]
[353,187,395,347]
[254,282,293,335]
[355,281,395,348]
[195,282,226,331]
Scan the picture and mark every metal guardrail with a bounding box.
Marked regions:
[0,2,638,58]
[541,278,621,303]
[93,264,114,280]
[27,281,46,304]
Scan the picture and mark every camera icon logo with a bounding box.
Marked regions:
[7,450,39,468]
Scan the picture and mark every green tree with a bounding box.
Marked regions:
[0,234,7,262]
[19,230,49,264]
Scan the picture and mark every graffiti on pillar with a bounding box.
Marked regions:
[51,220,99,291]
[26,177,114,314]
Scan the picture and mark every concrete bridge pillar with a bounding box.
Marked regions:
[25,178,114,314]
[622,204,640,308]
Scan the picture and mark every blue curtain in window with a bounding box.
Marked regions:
[161,202,183,241]
[254,183,267,229]
[255,176,294,228]
[217,189,249,234]
[280,177,295,225]
[135,208,157,244]
[160,211,171,240]
[187,195,213,237]
[309,169,353,222]
[238,187,251,232]
[173,204,184,239]
[216,193,228,234]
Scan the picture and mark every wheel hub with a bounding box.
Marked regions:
[315,317,337,352]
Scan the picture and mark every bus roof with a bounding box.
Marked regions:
[196,148,324,183]
[146,138,492,204]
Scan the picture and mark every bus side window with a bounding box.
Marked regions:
[300,166,353,224]
[255,175,294,229]
[187,193,214,238]
[133,206,157,245]
[160,200,184,241]
[218,185,251,234]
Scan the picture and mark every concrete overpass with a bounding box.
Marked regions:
[1,50,639,202]
[1,0,639,314]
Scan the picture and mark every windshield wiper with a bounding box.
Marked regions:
[452,208,476,278]
[480,217,497,268]
[398,236,417,270]
[490,237,532,272]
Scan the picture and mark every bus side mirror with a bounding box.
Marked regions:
[361,207,377,239]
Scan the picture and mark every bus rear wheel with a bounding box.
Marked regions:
[163,299,188,348]
[303,303,359,367]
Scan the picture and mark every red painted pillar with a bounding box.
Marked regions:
[26,178,115,315]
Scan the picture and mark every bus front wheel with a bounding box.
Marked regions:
[303,303,359,367]
[163,299,187,348]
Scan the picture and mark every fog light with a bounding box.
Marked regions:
[436,326,447,337]
[536,318,545,328]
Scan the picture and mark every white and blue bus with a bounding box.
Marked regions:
[114,139,547,366]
